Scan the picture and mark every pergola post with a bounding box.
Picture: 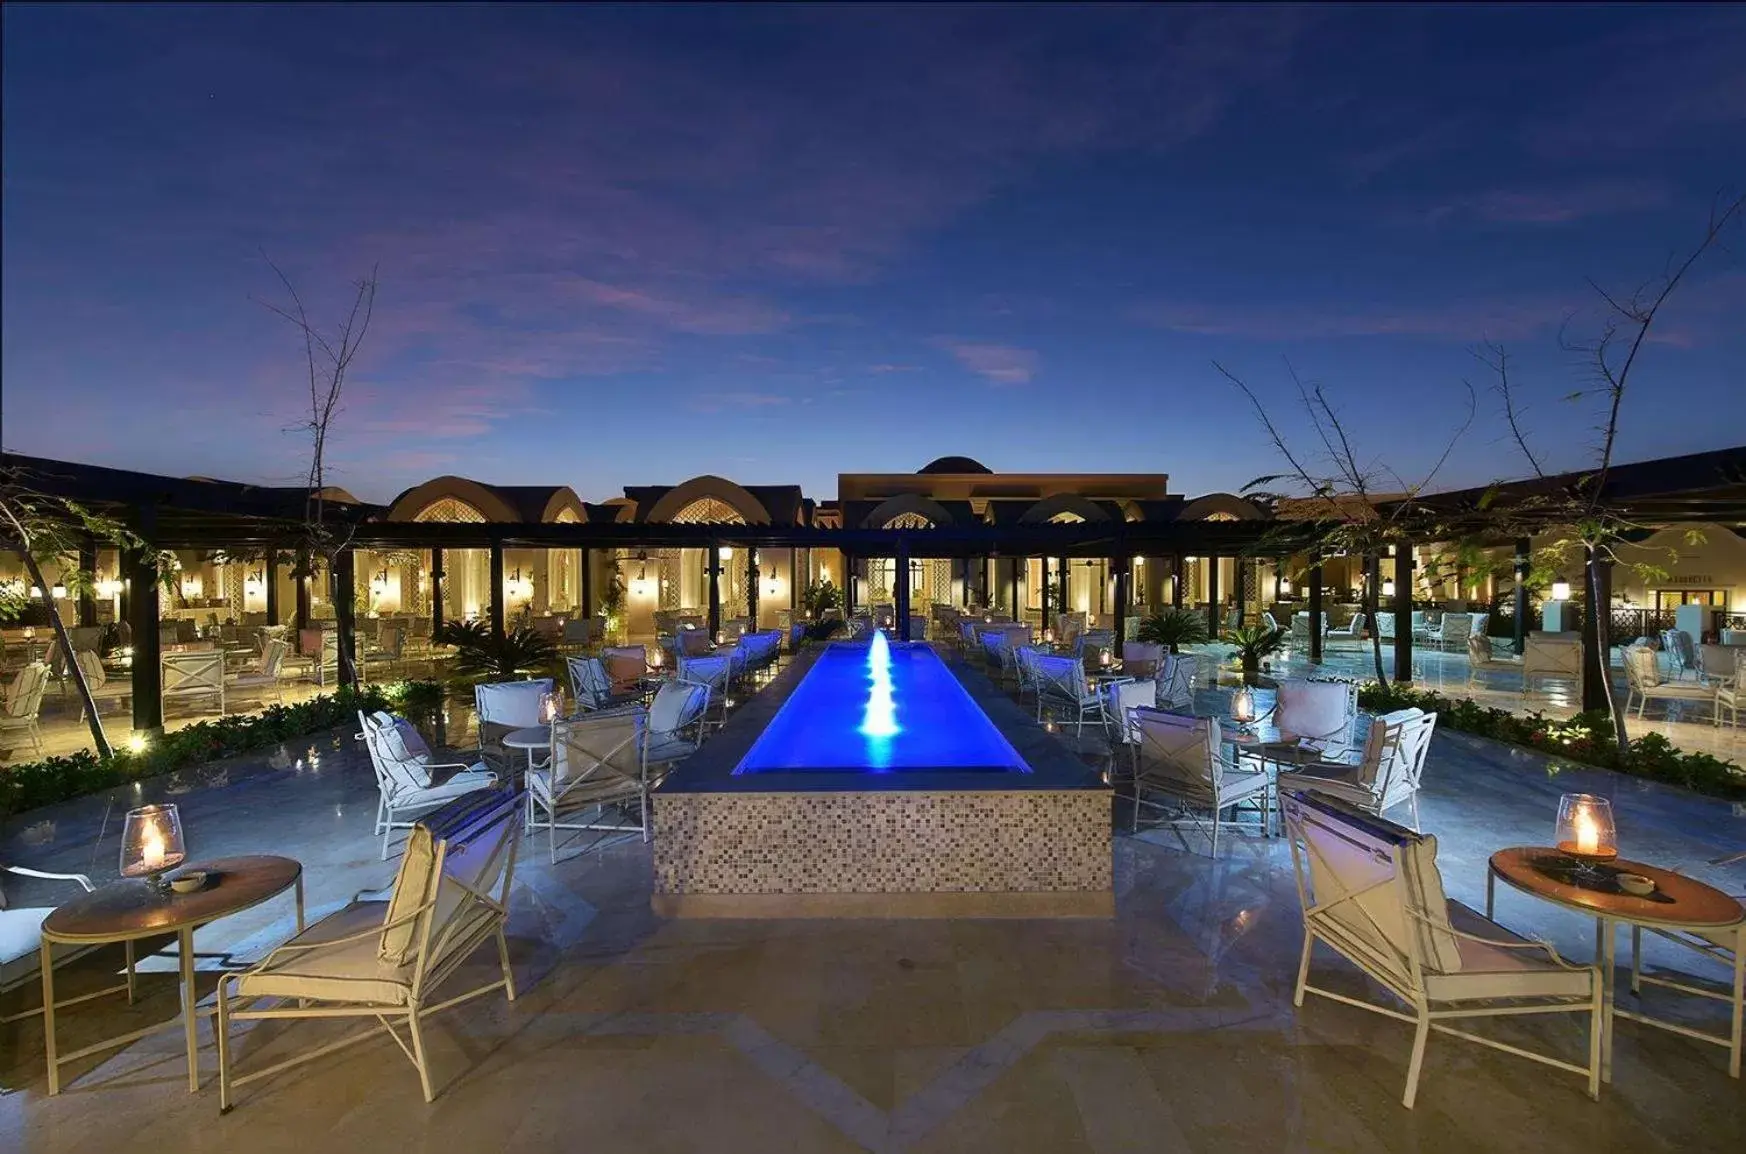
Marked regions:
[125,520,163,737]
[488,540,505,644]
[790,549,799,613]
[1172,556,1184,611]
[1392,547,1413,686]
[77,540,98,627]
[580,547,592,620]
[1580,546,1612,713]
[265,552,281,626]
[894,538,912,640]
[429,547,445,634]
[1111,556,1129,655]
[1009,557,1021,621]
[747,549,760,632]
[1308,560,1324,665]
[1040,556,1051,632]
[1512,536,1531,656]
[294,549,312,633]
[707,543,723,638]
[1206,555,1221,636]
[335,547,358,688]
[1056,555,1069,627]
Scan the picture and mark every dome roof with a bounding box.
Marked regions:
[917,455,993,475]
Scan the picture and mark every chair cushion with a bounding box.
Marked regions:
[1422,900,1596,1002]
[1400,835,1464,975]
[1,906,50,967]
[604,654,645,689]
[240,901,414,1006]
[380,825,438,964]
[647,682,695,736]
[644,737,700,765]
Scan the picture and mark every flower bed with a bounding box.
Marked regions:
[1358,682,1746,801]
[0,680,445,819]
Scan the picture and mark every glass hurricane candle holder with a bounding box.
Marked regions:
[121,804,186,894]
[539,691,563,725]
[1230,686,1258,734]
[1555,793,1617,874]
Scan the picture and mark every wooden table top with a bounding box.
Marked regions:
[42,855,302,942]
[1489,846,1744,930]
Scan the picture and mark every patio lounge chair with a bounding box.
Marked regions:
[1271,679,1361,759]
[228,638,289,705]
[73,649,131,718]
[526,708,648,861]
[1129,709,1270,855]
[1282,789,1603,1108]
[1277,708,1437,831]
[359,710,499,860]
[1662,629,1701,681]
[1036,653,1113,738]
[567,656,638,713]
[1122,641,1162,679]
[1155,653,1196,712]
[216,788,521,1109]
[3,864,119,1025]
[1622,645,1714,720]
[677,654,733,729]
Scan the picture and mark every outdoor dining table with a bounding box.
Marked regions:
[40,855,304,1095]
[1486,846,1745,1081]
[502,726,552,777]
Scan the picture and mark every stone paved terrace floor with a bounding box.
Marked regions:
[2,651,1743,1152]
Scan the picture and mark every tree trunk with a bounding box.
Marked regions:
[19,549,113,758]
[1370,631,1389,689]
[1590,550,1628,750]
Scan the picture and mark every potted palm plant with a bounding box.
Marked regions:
[1135,609,1210,654]
[1224,623,1286,685]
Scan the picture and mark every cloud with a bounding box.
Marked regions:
[1421,180,1670,226]
[939,341,1039,384]
[686,391,790,413]
[1134,295,1579,343]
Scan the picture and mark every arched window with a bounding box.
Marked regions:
[412,497,488,523]
[670,497,747,525]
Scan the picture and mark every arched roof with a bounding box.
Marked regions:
[917,455,993,475]
[643,475,773,524]
[386,476,523,522]
[860,493,958,528]
[1176,493,1268,521]
[1017,493,1115,524]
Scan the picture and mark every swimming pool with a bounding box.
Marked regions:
[733,635,1029,774]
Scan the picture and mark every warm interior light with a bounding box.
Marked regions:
[51,583,67,600]
[1551,580,1572,601]
[718,546,733,561]
[1382,580,1396,597]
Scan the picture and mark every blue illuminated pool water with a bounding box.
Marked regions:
[733,638,1030,774]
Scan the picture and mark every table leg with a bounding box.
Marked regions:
[1486,869,1496,920]
[42,938,59,1095]
[295,875,306,933]
[125,939,136,1003]
[180,925,199,1092]
[1599,917,1617,1084]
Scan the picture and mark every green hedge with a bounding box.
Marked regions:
[0,680,446,820]
[1358,682,1746,801]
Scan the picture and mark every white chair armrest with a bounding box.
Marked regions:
[4,865,96,892]
[256,897,440,962]
[1406,907,1584,970]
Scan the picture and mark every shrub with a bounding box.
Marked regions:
[1135,609,1210,653]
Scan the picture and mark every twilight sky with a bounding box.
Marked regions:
[3,4,1742,506]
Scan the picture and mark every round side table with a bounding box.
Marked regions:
[41,854,304,1095]
[1486,846,1743,1082]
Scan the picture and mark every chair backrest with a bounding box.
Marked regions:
[1367,708,1437,806]
[603,645,647,687]
[1623,644,1661,691]
[1122,641,1161,677]
[1036,653,1089,701]
[1524,632,1583,676]
[1345,612,1367,636]
[378,788,521,986]
[907,615,927,640]
[647,679,709,743]
[563,617,602,645]
[1662,629,1698,673]
[474,678,553,730]
[1105,679,1158,745]
[723,617,750,639]
[162,651,224,697]
[1155,653,1196,711]
[1374,612,1394,639]
[676,629,713,657]
[1132,709,1225,797]
[1469,612,1489,637]
[257,638,289,677]
[1467,631,1493,667]
[567,656,614,710]
[678,654,731,692]
[549,709,646,799]
[1261,612,1280,632]
[74,648,108,690]
[4,663,51,719]
[1438,614,1471,644]
[1274,679,1358,748]
[357,710,434,793]
[1282,789,1462,997]
[1700,643,1742,681]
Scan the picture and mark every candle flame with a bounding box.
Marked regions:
[1575,810,1599,856]
[142,823,166,869]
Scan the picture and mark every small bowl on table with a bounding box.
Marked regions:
[1616,873,1656,897]
[169,870,209,895]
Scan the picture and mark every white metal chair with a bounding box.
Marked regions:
[1661,629,1700,681]
[1622,645,1714,720]
[216,789,522,1109]
[228,638,289,705]
[73,648,131,719]
[1374,612,1395,641]
[602,646,648,695]
[359,711,499,860]
[1102,678,1157,764]
[1627,868,1744,1079]
[1426,613,1470,652]
[677,654,733,729]
[1122,641,1161,679]
[1272,678,1361,759]
[1277,708,1437,831]
[1284,789,1602,1108]
[1707,646,1741,728]
[567,655,638,713]
[1155,652,1196,712]
[1129,709,1270,855]
[643,680,709,770]
[0,662,52,754]
[1523,632,1583,695]
[2,864,121,1025]
[474,678,554,768]
[162,650,225,716]
[1036,653,1112,738]
[526,708,648,861]
[1325,613,1366,643]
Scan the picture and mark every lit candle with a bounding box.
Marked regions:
[1575,811,1599,857]
[142,825,166,871]
[1100,649,1112,668]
